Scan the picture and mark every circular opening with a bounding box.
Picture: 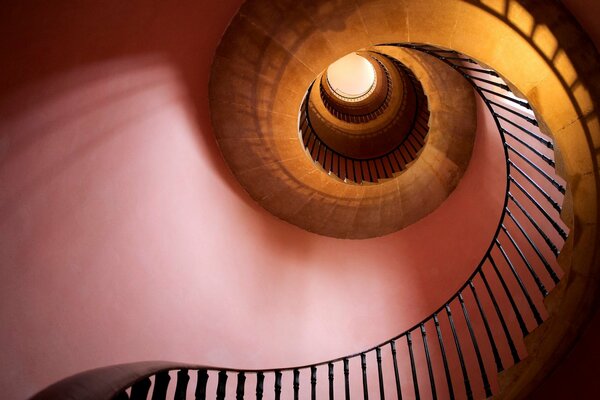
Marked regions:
[326,53,376,99]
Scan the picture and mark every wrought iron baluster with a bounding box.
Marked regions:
[151,371,170,400]
[329,363,335,400]
[344,358,351,400]
[488,254,529,336]
[509,193,559,256]
[236,372,246,400]
[504,131,555,167]
[469,280,504,372]
[501,224,549,296]
[420,324,437,400]
[433,314,455,400]
[506,144,565,194]
[497,114,553,149]
[376,347,386,400]
[495,240,544,324]
[458,293,492,397]
[506,207,559,284]
[390,340,403,400]
[510,178,567,241]
[508,161,561,212]
[480,269,521,363]
[407,332,420,400]
[130,377,152,400]
[361,353,369,400]
[256,372,264,400]
[489,100,538,126]
[195,370,209,400]
[293,369,300,400]
[311,366,317,400]
[216,371,228,400]
[446,303,473,400]
[274,371,282,400]
[174,369,190,400]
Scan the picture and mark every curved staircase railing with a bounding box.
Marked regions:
[301,55,430,184]
[30,44,568,400]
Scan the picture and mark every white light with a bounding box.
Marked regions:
[326,53,376,99]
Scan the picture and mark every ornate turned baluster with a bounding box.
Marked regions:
[195,370,209,400]
[174,369,190,400]
[433,314,454,400]
[344,358,351,400]
[390,340,403,400]
[130,377,151,400]
[407,332,420,400]
[236,372,246,400]
[420,324,437,400]
[274,371,282,400]
[216,371,228,400]
[446,303,473,400]
[256,372,264,400]
[151,371,170,400]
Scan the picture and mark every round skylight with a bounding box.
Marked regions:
[326,53,376,99]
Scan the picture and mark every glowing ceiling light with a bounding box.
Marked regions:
[326,53,376,99]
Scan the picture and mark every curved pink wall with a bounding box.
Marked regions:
[0,2,510,400]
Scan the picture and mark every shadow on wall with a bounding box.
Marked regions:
[0,0,246,198]
[461,0,600,244]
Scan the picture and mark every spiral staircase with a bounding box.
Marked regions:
[1,0,599,400]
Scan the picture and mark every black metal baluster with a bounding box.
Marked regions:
[256,372,264,400]
[344,358,351,400]
[506,207,559,284]
[479,87,530,108]
[457,65,499,76]
[174,369,190,400]
[361,353,369,400]
[497,114,553,149]
[505,132,554,167]
[488,254,529,336]
[468,76,510,91]
[236,372,246,400]
[376,348,385,400]
[489,100,538,125]
[130,377,151,400]
[480,269,520,363]
[390,340,403,400]
[501,224,549,296]
[458,293,492,397]
[195,370,209,400]
[151,371,170,400]
[496,240,544,324]
[216,371,228,400]
[275,371,282,400]
[510,178,566,241]
[468,280,503,372]
[115,391,129,400]
[293,369,300,400]
[311,366,317,400]
[509,161,561,212]
[328,363,335,400]
[433,314,455,400]
[509,193,559,256]
[420,324,437,400]
[446,303,473,400]
[407,332,420,400]
[506,144,565,194]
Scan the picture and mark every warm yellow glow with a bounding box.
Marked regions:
[326,53,376,98]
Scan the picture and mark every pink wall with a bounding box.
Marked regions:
[0,2,510,400]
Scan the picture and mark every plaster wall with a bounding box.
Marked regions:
[0,2,511,399]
